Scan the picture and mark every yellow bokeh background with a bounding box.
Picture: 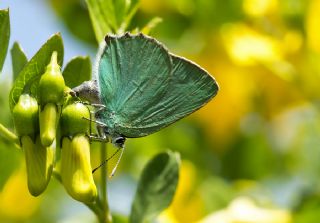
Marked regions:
[1,0,320,222]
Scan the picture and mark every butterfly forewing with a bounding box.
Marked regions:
[97,34,172,131]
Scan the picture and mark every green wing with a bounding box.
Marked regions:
[97,33,172,133]
[115,53,219,137]
[97,33,218,138]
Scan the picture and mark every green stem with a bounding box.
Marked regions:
[0,123,20,147]
[53,168,103,221]
[99,142,112,223]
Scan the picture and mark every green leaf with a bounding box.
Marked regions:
[85,0,114,42]
[50,1,96,45]
[121,0,140,31]
[9,33,64,111]
[86,0,141,41]
[141,17,162,35]
[11,42,28,81]
[130,151,180,223]
[0,8,10,73]
[62,56,91,88]
[113,213,128,223]
[127,0,140,14]
[114,0,130,29]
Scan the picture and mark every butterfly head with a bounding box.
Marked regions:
[99,125,126,148]
[112,136,126,148]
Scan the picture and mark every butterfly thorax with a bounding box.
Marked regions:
[95,108,125,148]
[71,80,125,148]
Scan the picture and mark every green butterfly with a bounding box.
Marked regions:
[73,33,219,149]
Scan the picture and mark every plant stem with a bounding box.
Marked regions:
[99,142,112,223]
[0,123,20,147]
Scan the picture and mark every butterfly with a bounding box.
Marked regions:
[72,32,219,157]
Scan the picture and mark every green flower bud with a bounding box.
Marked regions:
[39,103,58,146]
[38,51,65,105]
[61,134,97,203]
[22,135,54,196]
[12,94,39,137]
[61,102,90,136]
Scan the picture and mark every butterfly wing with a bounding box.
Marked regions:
[97,33,173,133]
[114,53,219,137]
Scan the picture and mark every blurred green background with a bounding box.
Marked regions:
[1,0,320,222]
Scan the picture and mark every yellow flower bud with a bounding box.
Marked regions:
[60,102,90,137]
[12,94,39,137]
[61,134,97,203]
[38,51,65,105]
[22,135,54,196]
[39,103,58,146]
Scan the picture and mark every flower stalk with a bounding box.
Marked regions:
[99,142,112,223]
[0,123,19,146]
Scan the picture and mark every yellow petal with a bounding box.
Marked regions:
[61,135,97,203]
[23,135,54,196]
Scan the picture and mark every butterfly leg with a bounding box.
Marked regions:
[82,116,109,143]
[76,100,106,111]
[82,116,107,127]
[90,103,106,109]
[89,123,110,143]
[80,102,106,111]
[80,103,106,121]
[90,104,107,121]
[88,135,108,142]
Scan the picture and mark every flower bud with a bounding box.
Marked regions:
[12,94,39,137]
[61,134,97,203]
[38,51,65,105]
[22,135,54,196]
[60,102,90,137]
[39,103,58,146]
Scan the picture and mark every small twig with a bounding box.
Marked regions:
[0,123,20,148]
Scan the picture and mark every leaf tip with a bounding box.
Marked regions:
[1,8,9,13]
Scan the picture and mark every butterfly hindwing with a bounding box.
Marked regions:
[115,53,219,137]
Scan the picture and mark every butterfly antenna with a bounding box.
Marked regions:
[92,147,121,173]
[110,146,125,178]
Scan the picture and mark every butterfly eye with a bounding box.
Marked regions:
[69,90,79,97]
[113,136,126,147]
